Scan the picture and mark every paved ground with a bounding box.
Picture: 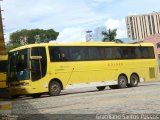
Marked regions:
[1,81,160,120]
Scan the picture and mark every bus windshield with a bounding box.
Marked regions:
[8,48,30,81]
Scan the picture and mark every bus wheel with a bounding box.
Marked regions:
[109,85,118,89]
[118,75,127,88]
[31,93,41,98]
[129,74,139,87]
[96,86,106,91]
[49,81,61,96]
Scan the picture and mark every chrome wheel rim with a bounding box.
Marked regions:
[132,76,138,85]
[120,77,126,87]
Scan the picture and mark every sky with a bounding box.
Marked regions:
[1,0,160,43]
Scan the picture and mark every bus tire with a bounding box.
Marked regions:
[96,86,106,91]
[118,75,127,88]
[129,74,139,87]
[109,85,118,89]
[49,81,61,96]
[31,93,41,98]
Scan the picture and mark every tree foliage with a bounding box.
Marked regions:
[102,28,123,43]
[6,43,21,52]
[10,29,59,45]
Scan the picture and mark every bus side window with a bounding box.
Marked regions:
[0,60,8,73]
[141,47,148,58]
[104,47,113,60]
[135,47,141,59]
[49,47,70,62]
[53,49,61,61]
[55,52,61,61]
[129,47,136,59]
[59,47,69,61]
[112,47,121,59]
[88,47,105,60]
[116,47,121,59]
[148,47,155,58]
[71,51,79,60]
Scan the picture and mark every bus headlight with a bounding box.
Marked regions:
[20,82,30,86]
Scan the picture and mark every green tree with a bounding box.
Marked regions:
[102,28,123,43]
[10,29,59,45]
[5,43,21,52]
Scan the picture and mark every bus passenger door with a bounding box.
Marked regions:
[31,57,42,81]
[30,47,47,82]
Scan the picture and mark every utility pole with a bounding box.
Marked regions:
[0,0,6,55]
[86,30,92,42]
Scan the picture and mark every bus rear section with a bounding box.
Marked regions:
[0,55,8,88]
[0,55,8,98]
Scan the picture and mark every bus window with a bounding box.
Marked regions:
[140,47,155,59]
[120,47,136,59]
[59,47,70,61]
[148,47,155,58]
[49,47,70,61]
[70,47,88,61]
[104,47,113,60]
[88,47,105,60]
[49,46,88,62]
[110,47,121,59]
[135,47,141,59]
[141,47,148,58]
[0,60,7,73]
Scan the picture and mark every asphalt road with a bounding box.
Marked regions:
[1,81,160,120]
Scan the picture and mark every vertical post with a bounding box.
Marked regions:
[0,5,6,55]
[86,30,92,42]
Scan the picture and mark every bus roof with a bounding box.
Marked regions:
[9,42,154,52]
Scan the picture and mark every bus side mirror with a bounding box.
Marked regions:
[30,56,42,60]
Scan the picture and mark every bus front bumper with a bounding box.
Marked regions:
[7,86,34,96]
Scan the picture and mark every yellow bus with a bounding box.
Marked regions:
[7,42,158,98]
[0,55,8,88]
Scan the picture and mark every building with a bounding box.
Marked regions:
[85,30,93,42]
[93,26,107,42]
[119,38,133,43]
[126,12,160,40]
[86,26,107,42]
[144,33,160,58]
[144,33,160,71]
[127,39,143,44]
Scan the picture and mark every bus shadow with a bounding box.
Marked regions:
[12,87,117,101]
[4,82,160,101]
[9,89,101,101]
